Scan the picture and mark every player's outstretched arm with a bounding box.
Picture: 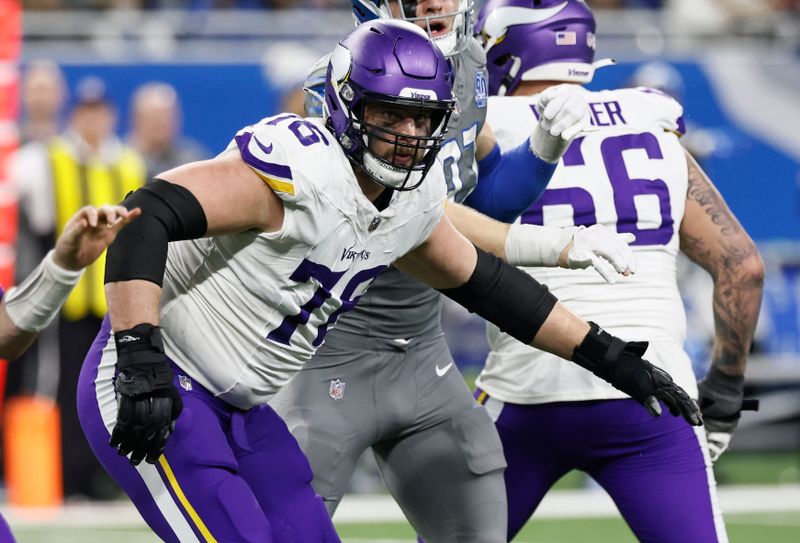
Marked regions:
[445,201,636,283]
[679,149,765,461]
[463,85,592,222]
[104,150,283,466]
[0,205,138,360]
[397,214,701,426]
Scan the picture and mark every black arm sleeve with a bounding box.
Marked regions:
[438,247,558,344]
[105,179,208,286]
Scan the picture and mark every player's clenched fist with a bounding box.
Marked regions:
[110,324,183,466]
[529,83,591,164]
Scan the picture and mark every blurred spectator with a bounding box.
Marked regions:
[9,76,146,499]
[261,42,325,116]
[665,0,797,34]
[19,60,67,145]
[128,82,209,179]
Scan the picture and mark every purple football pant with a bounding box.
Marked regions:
[0,514,14,542]
[77,318,339,543]
[478,392,727,543]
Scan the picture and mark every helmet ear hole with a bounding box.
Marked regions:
[492,54,511,67]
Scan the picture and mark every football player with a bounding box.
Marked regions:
[0,203,137,541]
[473,1,764,541]
[77,21,699,543]
[271,2,635,541]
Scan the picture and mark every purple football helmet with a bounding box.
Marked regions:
[475,0,608,96]
[325,19,454,191]
[351,0,474,58]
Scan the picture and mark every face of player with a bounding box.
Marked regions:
[390,0,459,38]
[363,101,434,168]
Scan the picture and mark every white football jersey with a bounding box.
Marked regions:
[476,87,698,404]
[159,114,446,409]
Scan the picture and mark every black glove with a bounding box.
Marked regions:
[110,323,183,466]
[572,322,702,426]
[697,365,759,462]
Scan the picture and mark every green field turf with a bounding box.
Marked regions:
[9,452,799,542]
[10,512,800,543]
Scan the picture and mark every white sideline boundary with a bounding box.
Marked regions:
[2,485,800,527]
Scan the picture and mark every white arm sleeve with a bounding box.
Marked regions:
[504,223,575,267]
[4,250,83,332]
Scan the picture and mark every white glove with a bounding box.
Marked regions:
[504,223,636,284]
[530,84,592,164]
[563,225,637,284]
[705,431,732,463]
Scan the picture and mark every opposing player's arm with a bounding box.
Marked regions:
[464,85,591,222]
[475,122,498,161]
[0,205,138,360]
[679,150,764,378]
[445,201,636,283]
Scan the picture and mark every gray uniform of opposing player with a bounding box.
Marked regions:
[270,38,509,540]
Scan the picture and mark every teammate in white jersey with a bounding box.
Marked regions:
[0,203,137,542]
[77,20,699,543]
[474,2,764,541]
[271,2,636,541]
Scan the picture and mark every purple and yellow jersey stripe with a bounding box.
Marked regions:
[235,131,295,196]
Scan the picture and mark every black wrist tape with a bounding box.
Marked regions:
[572,322,627,377]
[115,323,166,368]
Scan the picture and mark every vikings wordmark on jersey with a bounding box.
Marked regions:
[154,114,446,409]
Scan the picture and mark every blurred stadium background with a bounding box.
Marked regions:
[0,0,798,541]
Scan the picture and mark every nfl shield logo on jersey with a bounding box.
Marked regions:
[178,375,193,392]
[475,71,488,109]
[329,379,346,400]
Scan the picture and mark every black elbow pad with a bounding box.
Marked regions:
[438,248,557,344]
[105,179,208,286]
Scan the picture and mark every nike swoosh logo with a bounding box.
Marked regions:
[391,338,411,346]
[483,3,569,38]
[435,362,454,378]
[255,138,273,155]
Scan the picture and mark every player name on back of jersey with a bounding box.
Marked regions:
[587,100,626,127]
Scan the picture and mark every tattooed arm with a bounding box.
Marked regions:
[679,149,765,377]
[679,149,764,461]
